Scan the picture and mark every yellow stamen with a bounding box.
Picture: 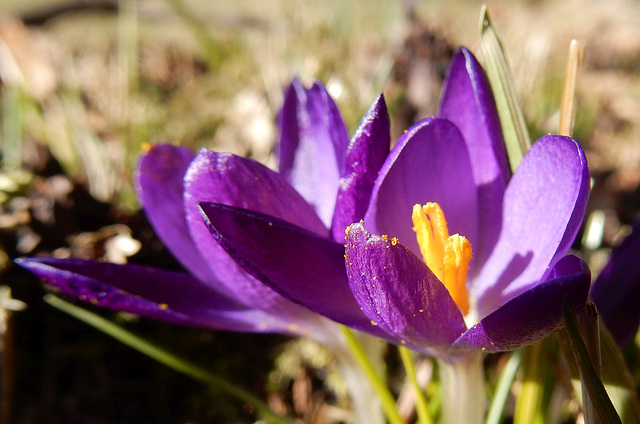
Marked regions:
[412,203,472,315]
[443,235,472,314]
[412,203,448,280]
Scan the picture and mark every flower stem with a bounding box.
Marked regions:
[398,346,433,424]
[339,325,407,424]
[437,353,485,424]
[45,295,293,424]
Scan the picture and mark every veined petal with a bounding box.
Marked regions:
[183,149,329,306]
[474,135,590,318]
[345,222,467,354]
[454,255,590,352]
[331,93,390,241]
[364,117,478,260]
[16,257,297,334]
[591,222,640,347]
[439,48,509,268]
[277,79,350,227]
[198,202,385,337]
[135,144,216,284]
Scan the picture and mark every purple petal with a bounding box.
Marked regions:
[364,117,478,260]
[591,222,640,347]
[438,48,509,268]
[182,152,331,331]
[135,144,215,284]
[183,149,329,306]
[16,257,296,334]
[454,255,590,352]
[331,93,390,241]
[276,79,350,226]
[198,202,387,337]
[474,135,590,318]
[345,222,467,354]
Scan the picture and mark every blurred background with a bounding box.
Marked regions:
[0,0,639,422]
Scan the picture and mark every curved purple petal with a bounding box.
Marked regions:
[591,221,640,347]
[438,48,509,268]
[183,150,329,304]
[277,79,350,227]
[345,222,467,354]
[331,93,390,241]
[454,255,590,352]
[181,151,331,331]
[198,202,386,338]
[135,144,216,283]
[16,257,298,334]
[474,135,590,318]
[364,117,478,260]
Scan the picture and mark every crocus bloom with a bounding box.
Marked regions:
[17,77,391,424]
[17,78,390,345]
[197,47,592,358]
[591,221,640,347]
[20,48,590,358]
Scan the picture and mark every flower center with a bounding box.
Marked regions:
[412,203,471,315]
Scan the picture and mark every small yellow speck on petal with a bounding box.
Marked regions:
[401,340,406,345]
[159,303,169,310]
[370,320,378,326]
[391,237,399,245]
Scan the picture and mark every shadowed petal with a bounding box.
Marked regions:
[364,117,478,259]
[183,150,329,313]
[439,48,509,268]
[454,255,590,352]
[135,144,217,283]
[591,222,640,347]
[331,93,390,241]
[345,222,467,354]
[16,257,296,334]
[474,135,590,318]
[198,202,387,337]
[277,79,350,226]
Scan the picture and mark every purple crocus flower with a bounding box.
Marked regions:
[19,48,590,361]
[16,77,391,348]
[591,221,640,347]
[197,47,592,357]
[18,77,393,424]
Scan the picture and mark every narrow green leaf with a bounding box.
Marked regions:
[513,341,551,424]
[44,295,293,424]
[562,300,622,424]
[599,323,640,423]
[340,326,407,424]
[479,5,531,172]
[399,346,433,424]
[485,349,523,424]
